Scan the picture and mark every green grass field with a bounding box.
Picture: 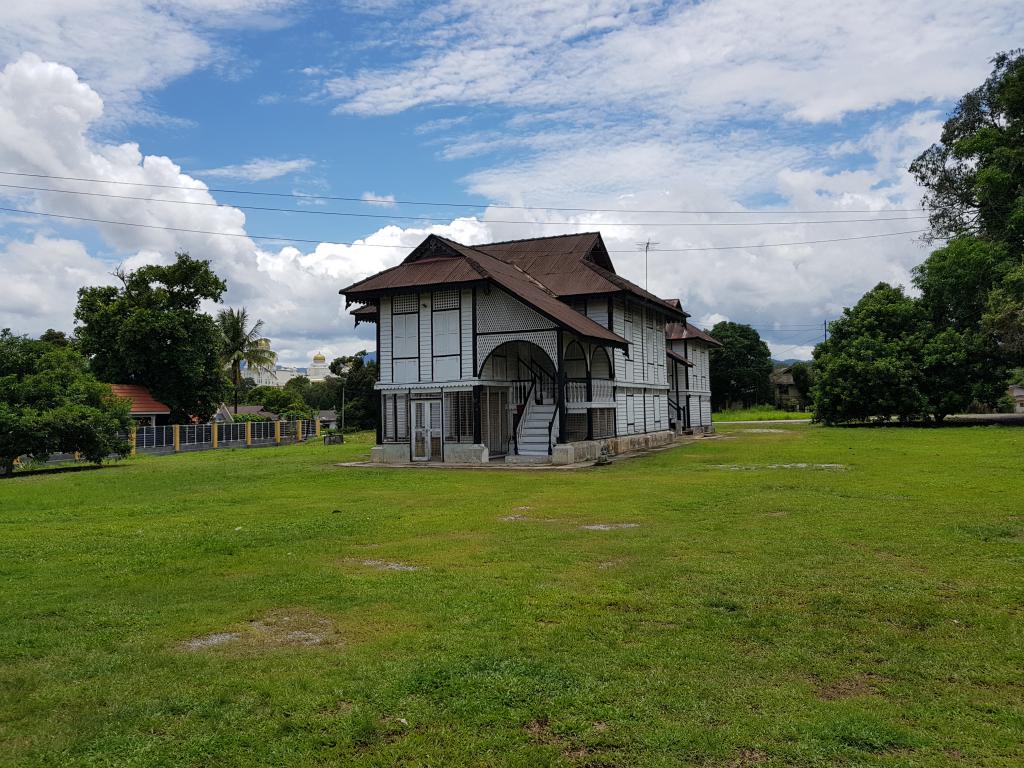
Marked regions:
[2,425,1022,767]
[713,407,813,421]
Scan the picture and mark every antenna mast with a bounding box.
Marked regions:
[635,239,660,290]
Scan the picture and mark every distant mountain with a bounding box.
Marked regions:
[773,358,811,366]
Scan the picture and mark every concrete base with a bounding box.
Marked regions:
[370,443,490,464]
[444,443,489,463]
[551,430,676,465]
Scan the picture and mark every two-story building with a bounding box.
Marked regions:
[342,232,716,464]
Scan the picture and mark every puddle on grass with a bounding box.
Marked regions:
[581,523,640,531]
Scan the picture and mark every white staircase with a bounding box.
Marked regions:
[512,402,555,460]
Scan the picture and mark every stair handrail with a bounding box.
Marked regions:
[511,378,536,455]
[518,358,555,403]
[546,401,559,455]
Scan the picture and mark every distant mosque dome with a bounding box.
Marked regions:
[313,352,326,363]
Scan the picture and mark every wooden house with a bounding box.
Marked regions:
[109,384,171,426]
[341,232,710,464]
[663,305,721,433]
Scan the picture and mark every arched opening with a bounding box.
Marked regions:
[565,341,588,379]
[477,340,557,458]
[591,347,613,380]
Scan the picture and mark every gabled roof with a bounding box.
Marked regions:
[340,232,686,345]
[664,321,723,347]
[342,234,631,348]
[109,384,170,415]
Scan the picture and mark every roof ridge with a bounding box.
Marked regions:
[471,231,601,248]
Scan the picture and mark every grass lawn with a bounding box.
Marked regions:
[714,407,813,421]
[2,425,1023,767]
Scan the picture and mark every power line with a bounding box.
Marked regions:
[0,170,928,216]
[0,205,930,253]
[773,333,826,357]
[0,181,932,228]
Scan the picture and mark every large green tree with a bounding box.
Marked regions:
[812,284,931,425]
[329,351,379,430]
[910,49,1024,369]
[216,308,276,414]
[75,253,226,422]
[708,322,772,410]
[0,330,131,474]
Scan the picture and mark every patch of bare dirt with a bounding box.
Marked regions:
[181,609,344,652]
[728,748,767,766]
[361,559,419,571]
[500,514,528,521]
[712,463,846,471]
[581,523,640,531]
[815,673,885,701]
[735,428,786,433]
[524,717,554,743]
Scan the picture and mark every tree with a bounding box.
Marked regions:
[245,386,307,417]
[708,323,772,410]
[75,253,226,422]
[812,284,932,424]
[216,308,276,414]
[39,329,71,347]
[0,330,131,474]
[330,351,379,430]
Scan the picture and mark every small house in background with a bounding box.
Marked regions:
[770,366,803,410]
[1009,384,1024,414]
[663,306,721,433]
[317,409,339,429]
[109,384,171,426]
[213,404,279,423]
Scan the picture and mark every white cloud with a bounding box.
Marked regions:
[361,191,397,207]
[0,0,296,116]
[197,158,315,182]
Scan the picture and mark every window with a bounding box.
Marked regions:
[393,294,418,313]
[566,412,587,442]
[592,408,615,439]
[432,310,459,356]
[382,393,409,442]
[393,312,419,360]
[432,289,459,311]
[444,391,473,443]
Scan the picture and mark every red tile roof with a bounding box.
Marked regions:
[109,384,171,414]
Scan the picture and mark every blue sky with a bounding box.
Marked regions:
[1,1,1021,364]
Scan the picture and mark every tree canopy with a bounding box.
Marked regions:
[329,351,378,430]
[708,322,773,410]
[814,51,1024,423]
[75,253,226,422]
[0,330,131,474]
[217,308,276,414]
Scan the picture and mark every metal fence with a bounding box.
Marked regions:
[125,419,320,456]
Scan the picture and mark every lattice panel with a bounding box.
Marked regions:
[477,331,558,375]
[432,289,459,311]
[393,293,418,313]
[477,288,552,333]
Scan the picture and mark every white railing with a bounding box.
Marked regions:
[566,380,588,404]
[592,378,614,403]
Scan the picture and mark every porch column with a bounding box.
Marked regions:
[376,392,383,444]
[472,385,482,444]
[556,331,567,444]
[585,361,593,440]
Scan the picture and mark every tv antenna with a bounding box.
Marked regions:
[635,239,660,290]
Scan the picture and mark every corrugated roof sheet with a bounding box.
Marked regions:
[340,231,688,345]
[665,322,722,347]
[109,384,171,414]
[666,349,694,367]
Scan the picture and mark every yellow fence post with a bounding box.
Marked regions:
[315,418,321,438]
[130,425,137,457]
[274,421,281,445]
[295,419,302,442]
[211,422,218,449]
[173,424,180,453]
[245,421,252,447]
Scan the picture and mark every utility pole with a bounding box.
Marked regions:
[823,319,828,342]
[635,240,660,290]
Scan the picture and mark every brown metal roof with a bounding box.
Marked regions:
[666,349,694,367]
[665,321,723,347]
[339,232,698,347]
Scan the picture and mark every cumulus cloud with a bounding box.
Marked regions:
[197,157,315,181]
[0,0,296,116]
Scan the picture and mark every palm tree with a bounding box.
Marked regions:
[217,308,277,413]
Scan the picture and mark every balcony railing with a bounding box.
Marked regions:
[566,379,614,405]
